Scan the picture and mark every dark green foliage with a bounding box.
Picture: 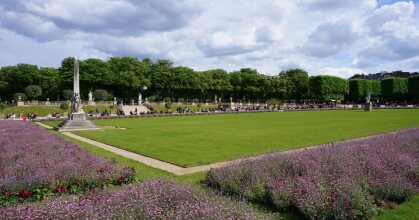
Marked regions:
[24,85,42,100]
[93,89,108,101]
[13,93,27,101]
[370,80,381,97]
[60,101,69,111]
[381,78,408,100]
[279,69,309,100]
[349,79,381,101]
[164,102,172,110]
[0,56,414,104]
[309,75,348,101]
[62,90,73,100]
[0,102,7,111]
[408,76,419,101]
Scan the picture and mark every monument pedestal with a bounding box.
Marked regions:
[364,102,372,111]
[57,112,98,131]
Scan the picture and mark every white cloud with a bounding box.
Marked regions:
[0,0,418,78]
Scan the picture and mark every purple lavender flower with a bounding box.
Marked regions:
[0,121,135,201]
[206,128,419,219]
[0,179,269,219]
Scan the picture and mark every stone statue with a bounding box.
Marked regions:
[365,93,372,112]
[366,94,371,103]
[71,93,81,113]
[138,92,142,104]
[58,57,97,131]
[71,58,82,113]
[88,91,93,101]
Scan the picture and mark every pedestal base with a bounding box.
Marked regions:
[364,102,372,111]
[57,112,98,131]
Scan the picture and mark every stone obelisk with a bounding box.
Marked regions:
[57,57,97,131]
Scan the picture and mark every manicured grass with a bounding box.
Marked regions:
[73,109,419,167]
[149,103,218,112]
[375,195,419,220]
[2,106,66,117]
[50,130,173,180]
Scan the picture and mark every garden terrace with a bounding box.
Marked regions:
[205,127,419,219]
[0,121,135,205]
[0,179,269,219]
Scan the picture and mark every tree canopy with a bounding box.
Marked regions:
[0,56,417,103]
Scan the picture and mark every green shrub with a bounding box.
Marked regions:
[164,102,172,110]
[13,93,27,101]
[25,85,42,100]
[60,101,69,111]
[93,89,108,101]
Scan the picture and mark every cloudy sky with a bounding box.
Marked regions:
[0,0,418,78]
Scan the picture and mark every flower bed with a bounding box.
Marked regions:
[205,128,419,219]
[0,179,268,219]
[0,121,135,205]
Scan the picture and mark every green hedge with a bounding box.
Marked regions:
[349,79,381,100]
[408,76,419,101]
[381,78,408,100]
[309,75,348,101]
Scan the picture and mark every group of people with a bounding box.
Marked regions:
[87,109,111,117]
[4,112,38,120]
[46,112,61,118]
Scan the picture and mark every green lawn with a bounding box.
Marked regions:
[375,195,419,220]
[149,103,218,112]
[72,109,419,167]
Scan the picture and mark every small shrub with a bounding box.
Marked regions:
[59,101,69,111]
[13,93,27,101]
[93,89,108,101]
[24,85,42,100]
[165,102,172,110]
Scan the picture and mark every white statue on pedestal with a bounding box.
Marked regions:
[88,91,93,101]
[138,92,142,104]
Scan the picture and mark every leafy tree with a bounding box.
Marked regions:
[279,69,309,100]
[108,56,151,100]
[200,69,232,100]
[309,75,348,101]
[38,67,59,100]
[13,93,27,101]
[25,85,43,100]
[80,58,111,95]
[349,79,380,101]
[58,57,76,92]
[170,66,201,99]
[150,59,174,99]
[93,89,108,101]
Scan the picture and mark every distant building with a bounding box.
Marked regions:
[349,71,419,80]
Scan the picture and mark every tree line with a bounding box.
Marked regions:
[0,56,418,103]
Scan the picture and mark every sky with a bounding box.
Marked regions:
[0,0,418,78]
